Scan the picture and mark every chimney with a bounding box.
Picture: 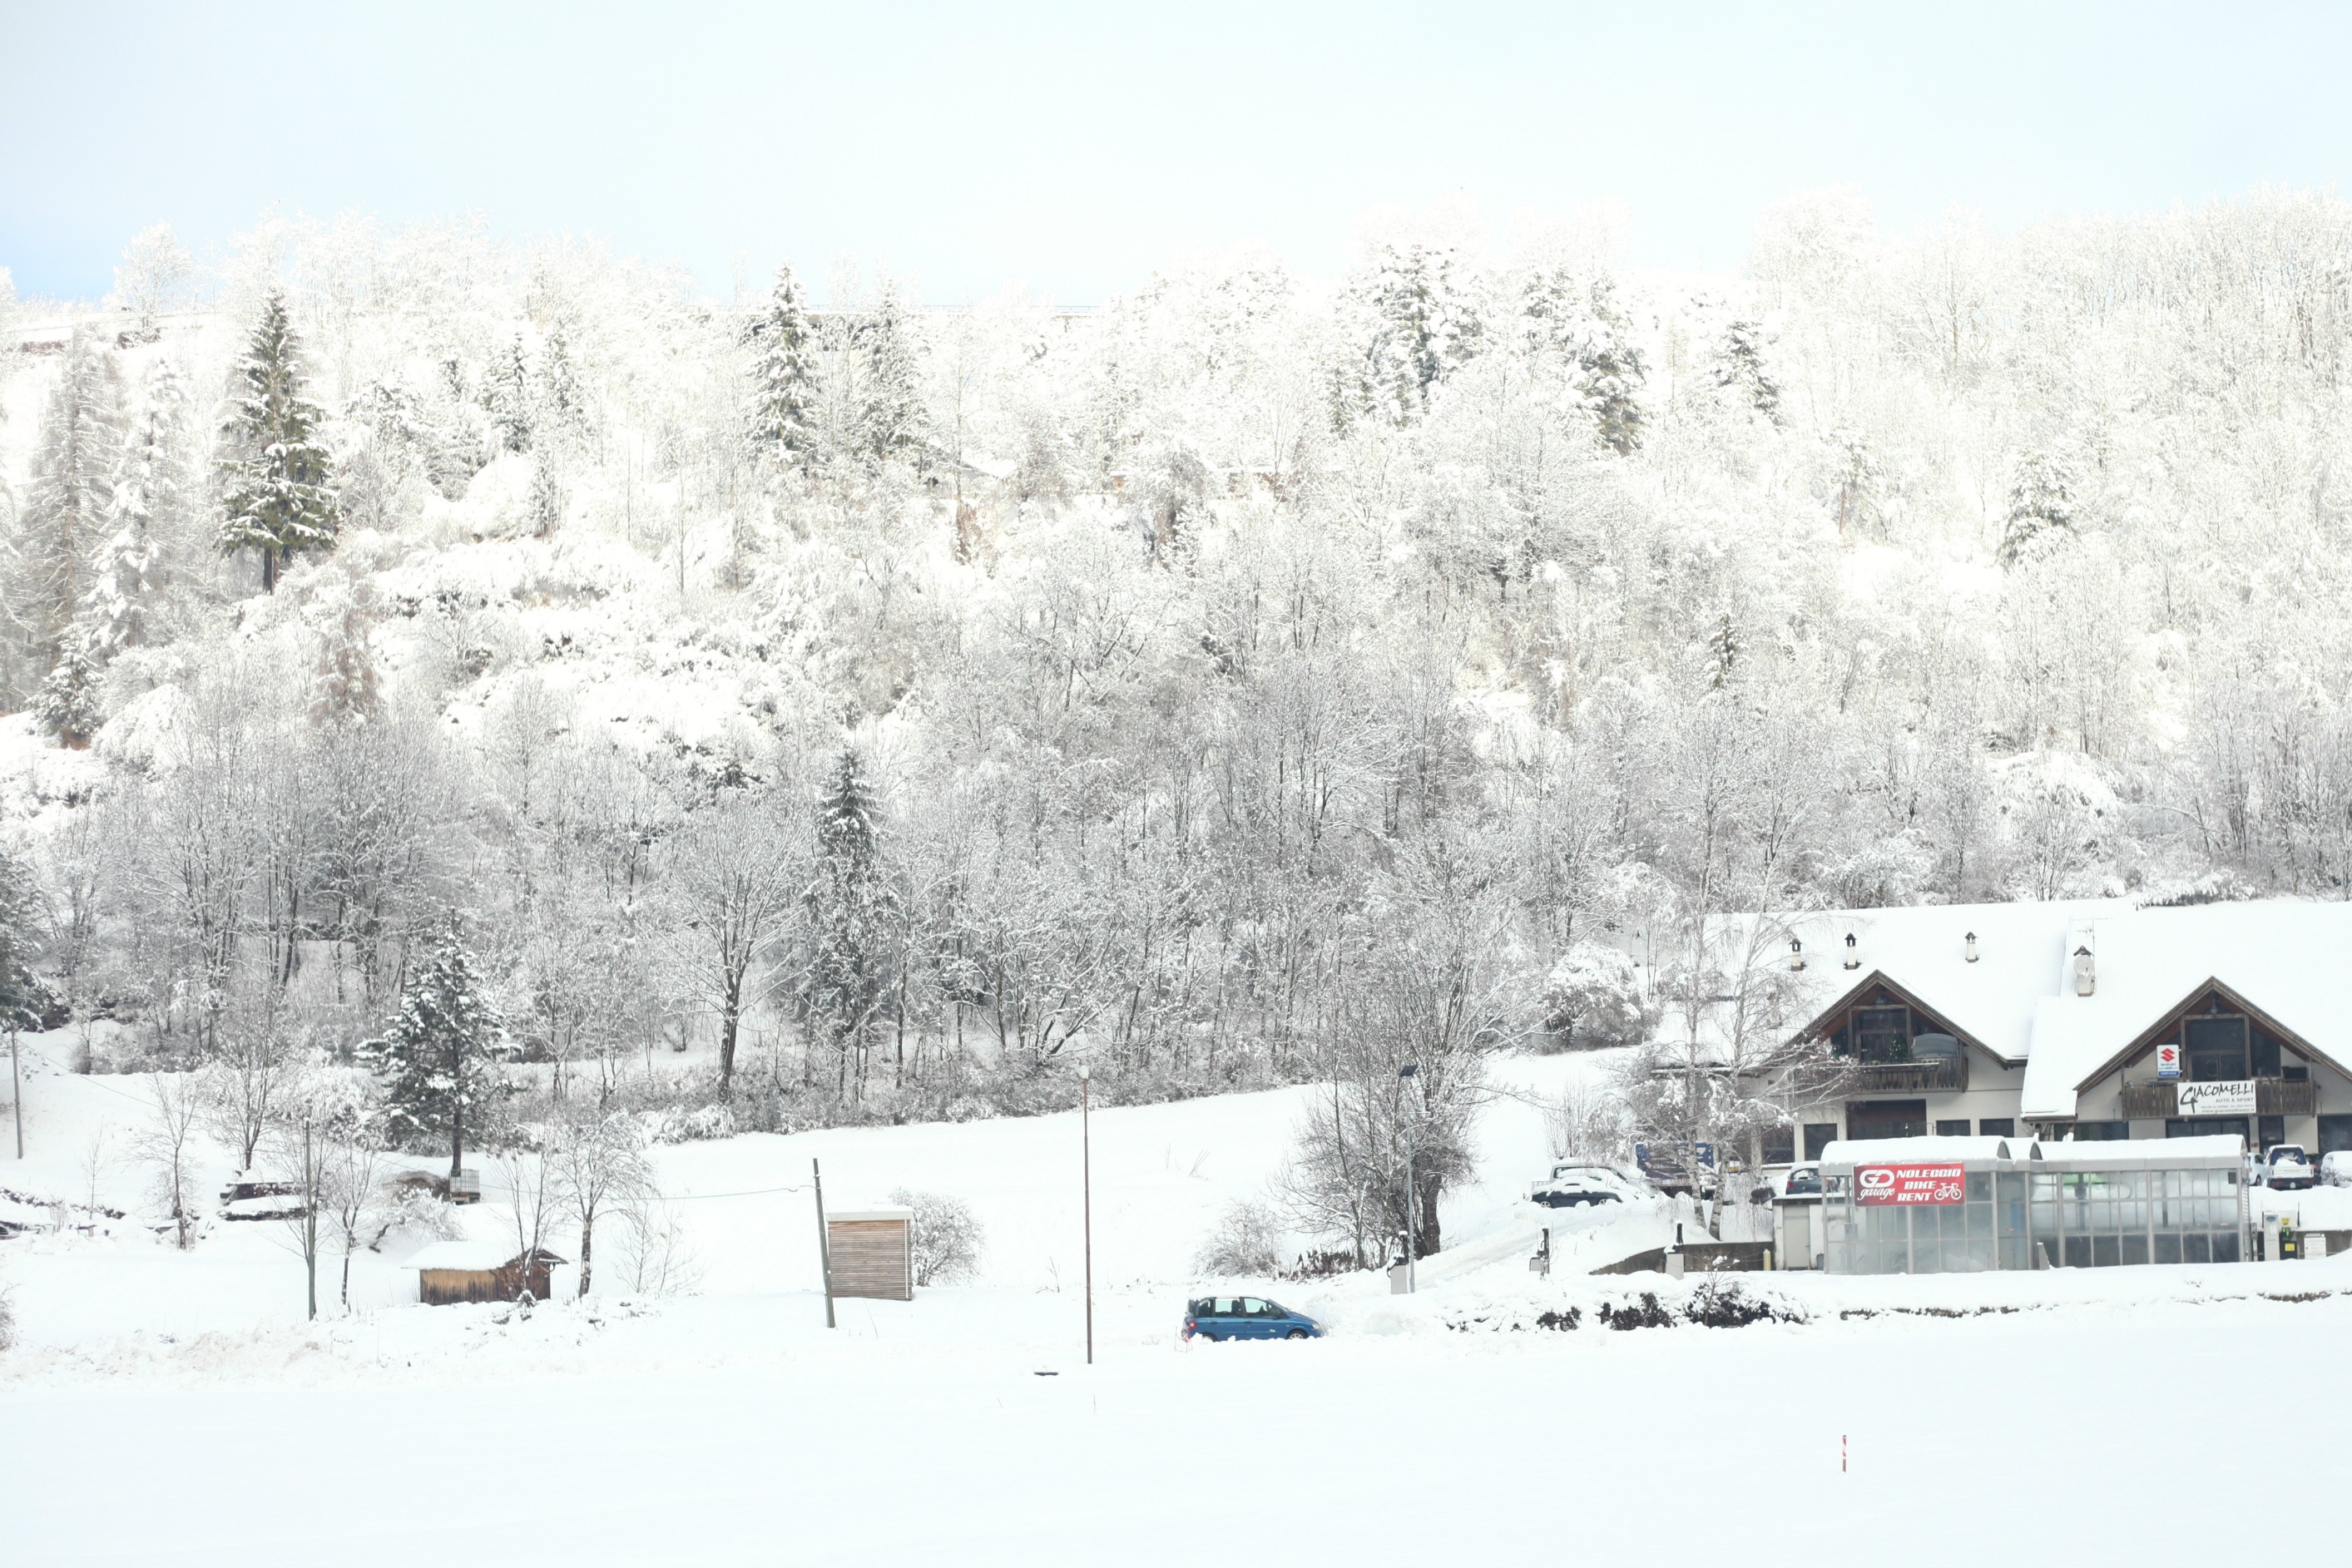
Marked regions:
[1790,937,1805,972]
[1843,932,1859,970]
[1965,932,1978,964]
[2073,945,2094,997]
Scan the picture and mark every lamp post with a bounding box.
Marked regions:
[1399,1062,1418,1293]
[1079,1063,1093,1365]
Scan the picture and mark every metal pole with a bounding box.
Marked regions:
[1081,1065,1093,1366]
[812,1156,835,1329]
[9,1026,20,1160]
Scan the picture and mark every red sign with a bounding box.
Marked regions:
[1854,1163,1966,1205]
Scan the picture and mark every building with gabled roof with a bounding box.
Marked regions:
[1669,898,2352,1165]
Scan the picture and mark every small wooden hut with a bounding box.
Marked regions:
[826,1207,914,1302]
[408,1241,568,1305]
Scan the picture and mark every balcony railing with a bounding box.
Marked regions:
[1847,1055,1968,1095]
[2117,1078,2317,1120]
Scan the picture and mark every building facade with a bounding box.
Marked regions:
[1687,899,2352,1164]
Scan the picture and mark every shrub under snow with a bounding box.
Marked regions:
[889,1187,983,1285]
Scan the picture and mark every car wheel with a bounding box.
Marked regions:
[1286,1329,1309,1339]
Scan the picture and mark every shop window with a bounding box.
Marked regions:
[1804,1123,1840,1160]
[2186,1016,2247,1081]
[2070,1121,2128,1141]
[2167,1117,2250,1142]
[1760,1125,1795,1165]
[1979,1118,2015,1138]
[2318,1115,2352,1155]
[1847,1101,1926,1140]
[1934,1119,1970,1136]
[2258,1115,2285,1152]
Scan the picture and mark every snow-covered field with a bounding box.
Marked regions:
[7,1040,2352,1566]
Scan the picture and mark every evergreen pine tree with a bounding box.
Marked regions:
[359,919,510,1178]
[85,358,192,659]
[217,291,340,591]
[488,334,533,453]
[1998,448,2078,567]
[1350,243,1483,424]
[1714,317,1782,420]
[307,576,381,725]
[19,329,126,676]
[527,458,566,537]
[1521,268,1646,454]
[859,281,927,465]
[33,643,101,747]
[745,265,819,470]
[535,319,591,453]
[805,750,893,1101]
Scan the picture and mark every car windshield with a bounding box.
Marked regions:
[2274,1148,2305,1163]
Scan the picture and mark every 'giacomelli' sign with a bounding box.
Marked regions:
[1854,1163,1966,1205]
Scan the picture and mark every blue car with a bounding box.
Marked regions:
[1184,1295,1322,1342]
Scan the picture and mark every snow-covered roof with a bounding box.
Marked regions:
[1818,1133,2248,1166]
[2019,900,2352,1119]
[405,1241,567,1271]
[1820,1135,2019,1165]
[1774,900,2128,1063]
[828,1207,914,1224]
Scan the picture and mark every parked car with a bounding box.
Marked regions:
[1781,1165,1823,1197]
[2265,1145,2317,1191]
[1183,1296,1322,1342]
[1633,1141,1717,1199]
[1528,1163,1629,1209]
[2320,1150,2352,1188]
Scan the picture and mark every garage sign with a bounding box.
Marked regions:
[1854,1163,1966,1205]
[2155,1041,2181,1080]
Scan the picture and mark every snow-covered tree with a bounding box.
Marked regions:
[17,330,125,681]
[1712,316,1780,419]
[85,357,196,659]
[806,749,893,1100]
[488,334,533,453]
[1998,448,2079,566]
[106,222,194,343]
[32,644,101,747]
[1539,941,1654,1051]
[1520,267,1646,453]
[1346,241,1483,424]
[745,265,819,470]
[359,918,510,1179]
[216,291,339,591]
[859,281,927,464]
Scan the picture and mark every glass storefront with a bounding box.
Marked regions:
[1821,1147,2245,1274]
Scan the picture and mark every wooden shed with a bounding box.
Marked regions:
[408,1241,568,1305]
[826,1207,914,1302]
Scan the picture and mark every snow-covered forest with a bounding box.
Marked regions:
[2,187,2350,1151]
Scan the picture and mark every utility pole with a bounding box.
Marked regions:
[1400,1062,1418,1293]
[812,1156,835,1329]
[1080,1064,1094,1366]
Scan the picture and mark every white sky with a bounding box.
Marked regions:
[3,0,2350,305]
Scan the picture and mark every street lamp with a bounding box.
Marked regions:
[1399,1063,1419,1293]
[1079,1063,1093,1366]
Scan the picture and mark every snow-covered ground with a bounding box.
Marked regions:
[7,1040,2352,1566]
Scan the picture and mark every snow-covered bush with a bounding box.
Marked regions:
[889,1187,983,1285]
[1193,1199,1282,1278]
[1539,942,1654,1052]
